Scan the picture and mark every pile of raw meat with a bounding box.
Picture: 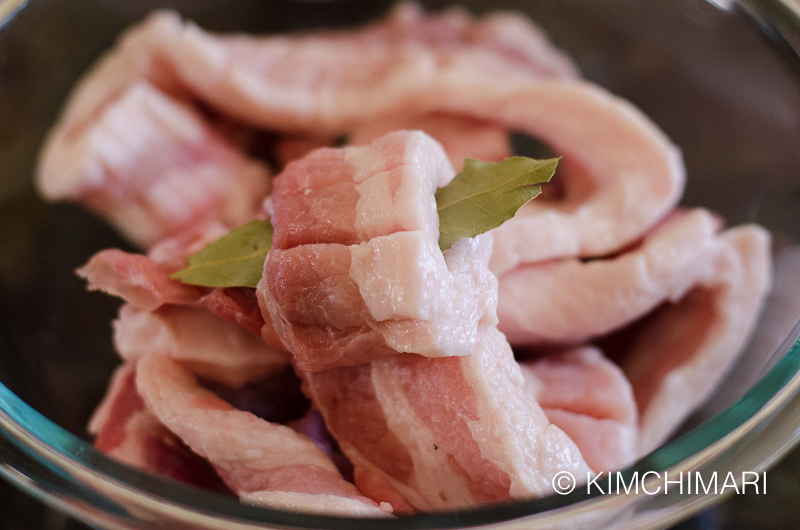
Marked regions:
[36,3,771,517]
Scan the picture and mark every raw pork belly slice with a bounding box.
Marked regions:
[136,354,391,516]
[78,249,206,311]
[78,248,282,346]
[415,80,686,272]
[36,3,576,247]
[349,114,512,169]
[497,209,719,345]
[260,131,498,371]
[303,326,592,511]
[204,287,266,335]
[519,347,638,472]
[145,221,230,268]
[37,80,269,247]
[161,2,578,133]
[617,225,772,455]
[88,363,231,493]
[288,409,355,482]
[114,304,289,388]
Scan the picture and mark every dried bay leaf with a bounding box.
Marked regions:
[171,219,273,288]
[436,157,558,252]
[174,157,556,287]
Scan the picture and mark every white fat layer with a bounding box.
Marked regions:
[349,233,495,357]
[242,491,391,517]
[113,304,289,387]
[463,327,591,497]
[633,226,771,454]
[371,360,476,510]
[497,208,719,345]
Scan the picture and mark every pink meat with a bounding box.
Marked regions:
[36,4,578,252]
[519,347,638,472]
[614,225,772,454]
[35,3,584,255]
[288,409,355,482]
[113,304,289,388]
[268,129,453,248]
[204,287,265,335]
[136,354,391,516]
[145,221,230,268]
[37,3,575,146]
[260,131,498,372]
[409,80,686,272]
[497,209,719,345]
[161,2,577,133]
[88,363,231,493]
[77,249,206,311]
[37,80,269,248]
[303,326,592,510]
[78,248,277,340]
[349,114,512,169]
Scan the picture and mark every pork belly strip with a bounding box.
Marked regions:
[260,131,497,371]
[114,304,289,388]
[288,408,355,483]
[403,80,685,272]
[78,248,285,387]
[268,130,453,249]
[497,209,719,345]
[79,248,281,349]
[77,249,207,311]
[36,0,573,219]
[519,347,638,472]
[302,326,592,511]
[34,1,575,137]
[616,225,772,455]
[88,363,231,493]
[349,113,512,170]
[159,2,577,133]
[136,354,391,516]
[38,80,269,248]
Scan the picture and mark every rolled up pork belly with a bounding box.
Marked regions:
[262,129,592,510]
[260,130,498,371]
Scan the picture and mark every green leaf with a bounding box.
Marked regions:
[171,219,273,288]
[173,157,556,287]
[435,157,558,252]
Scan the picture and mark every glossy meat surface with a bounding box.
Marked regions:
[261,130,497,371]
[303,327,592,510]
[520,347,637,471]
[136,354,391,516]
[497,209,719,345]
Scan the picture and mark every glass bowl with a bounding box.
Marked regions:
[2,0,800,528]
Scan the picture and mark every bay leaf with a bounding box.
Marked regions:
[171,219,273,288]
[174,156,556,287]
[435,156,558,252]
